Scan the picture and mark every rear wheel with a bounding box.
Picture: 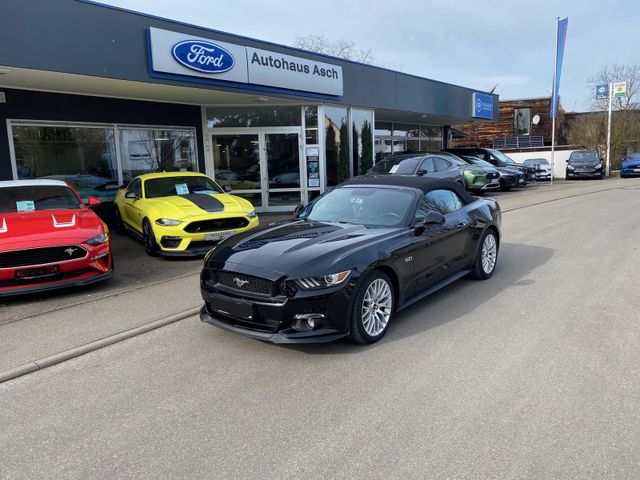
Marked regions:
[470,229,498,280]
[142,219,158,257]
[350,271,394,344]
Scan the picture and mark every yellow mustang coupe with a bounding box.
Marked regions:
[114,172,259,256]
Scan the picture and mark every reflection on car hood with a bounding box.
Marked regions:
[145,193,248,219]
[206,220,399,279]
[622,159,640,167]
[0,208,103,250]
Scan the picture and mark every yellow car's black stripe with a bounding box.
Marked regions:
[181,194,225,212]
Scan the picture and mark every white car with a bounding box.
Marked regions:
[524,158,552,181]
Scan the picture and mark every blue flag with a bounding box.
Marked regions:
[550,17,568,119]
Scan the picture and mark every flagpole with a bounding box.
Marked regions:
[605,81,613,176]
[550,16,559,185]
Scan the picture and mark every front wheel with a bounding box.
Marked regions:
[470,229,499,280]
[142,219,159,257]
[350,271,394,344]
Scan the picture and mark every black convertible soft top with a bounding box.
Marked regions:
[341,175,476,204]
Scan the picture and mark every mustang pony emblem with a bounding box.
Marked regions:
[64,247,77,256]
[233,278,249,288]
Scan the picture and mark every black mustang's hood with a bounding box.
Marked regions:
[205,220,400,280]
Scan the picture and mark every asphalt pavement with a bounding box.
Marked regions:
[2,178,640,479]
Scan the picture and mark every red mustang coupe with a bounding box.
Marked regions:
[0,180,113,297]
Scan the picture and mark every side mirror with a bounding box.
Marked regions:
[223,185,232,193]
[125,191,137,199]
[293,204,305,217]
[565,159,569,163]
[414,210,445,235]
[86,196,101,206]
[416,169,427,176]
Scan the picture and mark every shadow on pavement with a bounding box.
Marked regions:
[277,242,555,355]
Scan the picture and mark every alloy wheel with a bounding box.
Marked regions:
[361,278,393,337]
[481,233,497,274]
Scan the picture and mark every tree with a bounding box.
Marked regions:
[338,122,350,182]
[360,121,373,173]
[294,35,373,64]
[566,63,640,168]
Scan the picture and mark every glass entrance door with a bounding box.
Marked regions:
[211,129,304,212]
[265,132,303,209]
[212,133,262,208]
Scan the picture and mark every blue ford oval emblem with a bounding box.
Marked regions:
[172,40,235,74]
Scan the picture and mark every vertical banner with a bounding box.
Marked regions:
[550,17,569,119]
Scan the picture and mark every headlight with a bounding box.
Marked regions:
[294,270,351,289]
[155,218,182,226]
[247,209,257,218]
[85,232,109,245]
[594,164,602,169]
[567,165,575,170]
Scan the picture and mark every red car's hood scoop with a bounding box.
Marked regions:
[0,209,102,250]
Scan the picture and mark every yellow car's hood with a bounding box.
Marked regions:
[145,193,251,219]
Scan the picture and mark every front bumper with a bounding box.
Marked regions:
[621,166,640,176]
[154,216,259,256]
[199,280,355,343]
[566,170,602,178]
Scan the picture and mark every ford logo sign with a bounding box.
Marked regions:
[172,40,235,74]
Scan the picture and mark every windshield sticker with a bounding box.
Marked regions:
[16,200,35,212]
[175,183,189,195]
[389,164,400,174]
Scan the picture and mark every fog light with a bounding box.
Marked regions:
[292,313,325,331]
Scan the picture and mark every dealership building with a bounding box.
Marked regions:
[0,0,497,212]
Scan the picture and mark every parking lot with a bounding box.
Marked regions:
[2,177,640,479]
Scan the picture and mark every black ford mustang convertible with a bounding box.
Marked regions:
[200,176,501,344]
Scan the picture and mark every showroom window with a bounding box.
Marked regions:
[10,122,197,200]
[119,128,196,181]
[206,106,302,128]
[374,122,442,161]
[324,106,349,187]
[12,125,119,201]
[351,109,374,176]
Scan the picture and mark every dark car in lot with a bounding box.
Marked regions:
[200,176,501,344]
[619,153,640,178]
[463,156,526,191]
[566,150,603,180]
[366,153,466,188]
[445,147,536,183]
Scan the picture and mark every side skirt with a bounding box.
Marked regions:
[398,269,472,311]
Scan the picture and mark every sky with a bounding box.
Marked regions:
[99,0,639,112]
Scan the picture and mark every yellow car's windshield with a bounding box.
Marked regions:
[144,176,223,199]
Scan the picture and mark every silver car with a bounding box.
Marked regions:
[524,158,552,181]
[366,153,466,188]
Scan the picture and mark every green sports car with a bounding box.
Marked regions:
[439,152,501,193]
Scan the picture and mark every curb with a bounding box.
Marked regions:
[0,306,201,385]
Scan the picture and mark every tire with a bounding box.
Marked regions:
[470,229,499,280]
[349,270,394,344]
[142,219,159,257]
[113,207,125,235]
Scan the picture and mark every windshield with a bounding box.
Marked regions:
[300,187,414,227]
[488,149,516,164]
[524,159,549,166]
[569,152,599,163]
[395,158,421,174]
[369,159,400,174]
[144,176,223,199]
[0,185,82,213]
[441,155,468,166]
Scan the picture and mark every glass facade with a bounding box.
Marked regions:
[351,109,374,176]
[304,106,318,144]
[374,122,443,161]
[13,125,118,201]
[324,106,349,187]
[11,123,197,200]
[206,106,301,128]
[119,128,196,181]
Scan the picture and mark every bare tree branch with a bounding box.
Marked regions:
[294,35,374,64]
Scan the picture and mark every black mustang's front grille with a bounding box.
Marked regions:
[214,270,275,296]
[0,245,87,269]
[184,217,249,233]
